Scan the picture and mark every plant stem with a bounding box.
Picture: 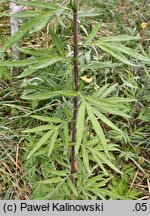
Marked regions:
[71,0,78,184]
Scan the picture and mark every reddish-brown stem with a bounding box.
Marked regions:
[71,0,78,184]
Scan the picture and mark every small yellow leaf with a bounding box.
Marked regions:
[80,75,93,83]
[140,22,148,30]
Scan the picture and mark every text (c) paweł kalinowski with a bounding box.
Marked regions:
[20,202,104,212]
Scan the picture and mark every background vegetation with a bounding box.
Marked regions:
[0,0,150,200]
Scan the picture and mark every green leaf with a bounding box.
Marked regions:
[92,84,109,98]
[95,151,122,174]
[49,169,68,177]
[58,90,78,97]
[85,102,109,158]
[63,183,71,196]
[21,90,78,100]
[104,42,150,62]
[84,137,119,151]
[22,125,55,133]
[82,147,90,173]
[76,102,86,154]
[96,35,141,43]
[1,10,59,53]
[18,68,37,78]
[0,11,49,18]
[86,96,124,109]
[83,136,100,146]
[63,123,69,151]
[27,130,53,159]
[85,22,102,44]
[15,0,59,9]
[17,57,64,78]
[0,58,40,67]
[50,29,66,57]
[48,129,59,156]
[91,151,108,175]
[86,96,130,118]
[18,47,52,57]
[84,174,105,186]
[81,62,122,72]
[98,44,139,66]
[39,177,63,184]
[137,107,150,122]
[31,115,64,123]
[21,91,58,100]
[105,97,137,103]
[1,19,33,53]
[84,175,110,188]
[91,107,123,135]
[88,189,106,199]
[29,14,53,35]
[87,140,120,159]
[68,179,78,197]
[78,10,99,18]
[93,83,118,99]
[94,177,112,188]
